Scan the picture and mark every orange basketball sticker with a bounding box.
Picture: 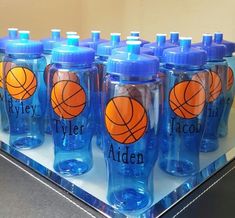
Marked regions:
[51,80,86,120]
[5,67,37,100]
[0,62,15,89]
[227,67,234,91]
[105,96,148,144]
[192,71,222,102]
[52,70,79,85]
[169,80,206,119]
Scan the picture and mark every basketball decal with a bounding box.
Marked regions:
[51,80,86,120]
[0,62,15,89]
[5,67,37,100]
[105,96,148,144]
[169,80,206,119]
[52,70,79,85]
[227,67,234,91]
[192,71,222,102]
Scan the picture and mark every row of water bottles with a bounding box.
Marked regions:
[0,28,234,213]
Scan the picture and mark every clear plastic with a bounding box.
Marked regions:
[48,63,97,176]
[3,54,46,149]
[158,65,209,176]
[201,61,227,152]
[0,52,9,132]
[102,73,161,213]
[218,56,235,137]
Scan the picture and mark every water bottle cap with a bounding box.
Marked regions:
[130,31,140,37]
[214,32,235,57]
[126,36,140,41]
[66,31,77,36]
[0,28,18,51]
[41,29,62,52]
[169,32,180,44]
[6,30,43,55]
[96,33,123,57]
[107,41,159,77]
[193,34,226,61]
[52,37,95,65]
[163,37,207,66]
[112,45,154,56]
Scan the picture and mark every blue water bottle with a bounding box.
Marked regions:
[4,30,46,148]
[80,30,108,52]
[214,32,235,137]
[41,29,62,134]
[129,31,149,46]
[0,28,18,132]
[95,33,123,148]
[144,34,177,63]
[50,35,96,176]
[102,41,160,212]
[158,37,209,176]
[167,32,180,45]
[194,34,227,152]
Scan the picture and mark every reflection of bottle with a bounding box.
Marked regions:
[41,29,62,134]
[0,28,18,132]
[158,38,209,176]
[214,32,235,137]
[80,30,108,52]
[194,34,227,152]
[144,34,177,63]
[4,30,46,149]
[102,41,160,212]
[50,35,96,176]
[95,33,123,148]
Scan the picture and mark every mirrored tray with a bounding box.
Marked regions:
[0,110,235,218]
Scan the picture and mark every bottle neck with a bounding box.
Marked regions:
[164,63,206,71]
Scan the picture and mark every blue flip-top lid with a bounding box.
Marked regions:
[0,28,18,51]
[96,33,123,57]
[214,32,235,57]
[107,41,159,77]
[163,37,207,66]
[52,35,95,65]
[120,31,149,47]
[193,34,226,61]
[80,30,108,51]
[144,34,176,60]
[41,29,62,52]
[166,32,180,45]
[6,30,43,55]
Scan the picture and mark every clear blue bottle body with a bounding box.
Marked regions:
[0,50,9,132]
[201,61,227,152]
[158,64,209,176]
[49,63,97,176]
[102,73,161,212]
[218,56,235,137]
[3,53,46,148]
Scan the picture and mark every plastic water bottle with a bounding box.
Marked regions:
[158,37,209,176]
[4,30,46,148]
[194,34,227,152]
[214,32,235,137]
[0,28,18,132]
[80,30,108,52]
[102,41,160,212]
[41,29,62,134]
[50,35,96,176]
[95,33,123,148]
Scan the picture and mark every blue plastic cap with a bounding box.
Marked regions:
[126,36,139,41]
[170,32,179,44]
[66,31,77,36]
[214,32,235,57]
[6,31,43,55]
[91,30,100,42]
[112,45,154,56]
[52,36,95,65]
[8,28,18,39]
[163,37,207,66]
[96,33,123,57]
[144,34,176,60]
[41,29,62,52]
[193,34,226,61]
[130,31,140,37]
[107,41,159,77]
[0,28,18,51]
